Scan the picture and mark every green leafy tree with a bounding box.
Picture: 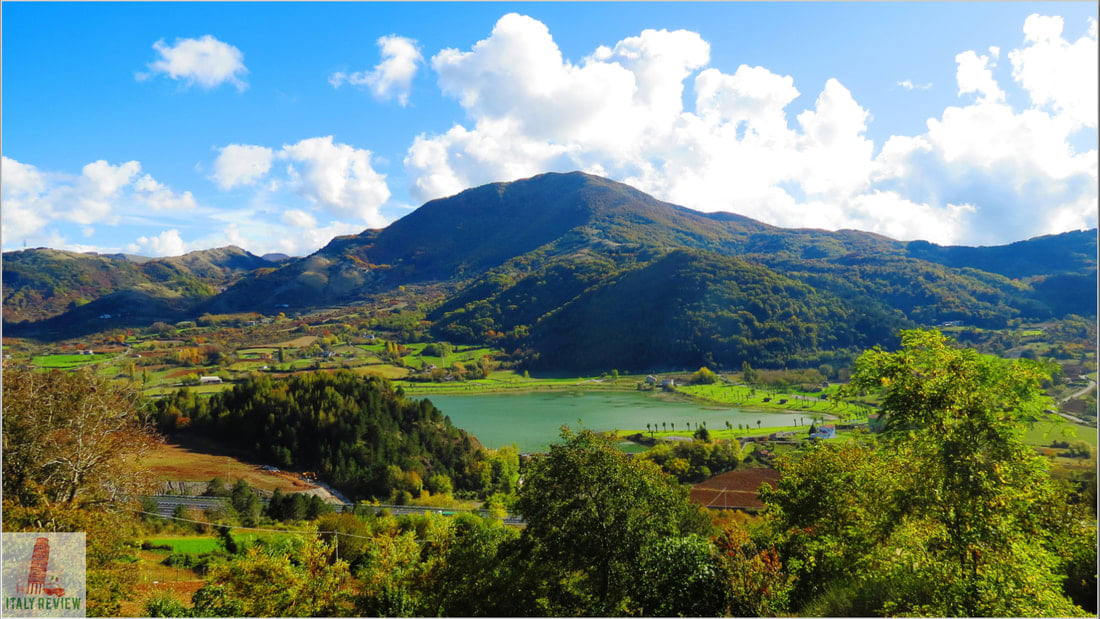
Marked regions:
[742,361,757,384]
[515,429,711,615]
[425,473,453,496]
[422,513,522,616]
[194,533,354,617]
[629,534,728,616]
[229,479,261,526]
[764,329,1088,616]
[317,512,373,568]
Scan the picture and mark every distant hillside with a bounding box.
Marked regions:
[446,249,908,372]
[203,172,897,312]
[4,172,1095,369]
[904,231,1097,279]
[2,246,269,323]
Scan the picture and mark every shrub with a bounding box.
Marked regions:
[691,367,719,385]
[145,594,192,617]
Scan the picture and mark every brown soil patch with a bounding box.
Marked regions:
[691,468,779,509]
[140,437,315,492]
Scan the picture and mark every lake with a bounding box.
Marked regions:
[422,391,803,452]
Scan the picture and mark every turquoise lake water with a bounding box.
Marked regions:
[422,391,805,452]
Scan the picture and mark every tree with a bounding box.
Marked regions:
[742,360,758,384]
[317,512,373,568]
[691,366,719,384]
[628,534,728,616]
[194,533,354,617]
[773,329,1089,616]
[515,429,711,615]
[230,479,261,526]
[423,513,522,616]
[205,477,230,497]
[2,367,158,507]
[425,473,453,496]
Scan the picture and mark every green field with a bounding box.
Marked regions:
[236,348,277,358]
[676,383,870,417]
[32,353,112,369]
[144,383,235,397]
[146,536,221,554]
[398,371,641,395]
[146,533,294,554]
[1024,420,1097,448]
[400,344,499,370]
[619,423,824,442]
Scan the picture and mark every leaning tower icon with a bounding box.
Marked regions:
[26,537,50,595]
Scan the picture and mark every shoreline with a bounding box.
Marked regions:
[402,381,837,419]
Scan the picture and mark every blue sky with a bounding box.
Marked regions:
[3,2,1096,256]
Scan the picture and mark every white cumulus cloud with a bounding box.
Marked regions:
[128,228,188,257]
[281,208,318,229]
[330,35,422,105]
[897,79,932,91]
[402,12,1097,245]
[141,35,248,91]
[212,144,275,189]
[209,136,392,228]
[955,49,1004,103]
[0,156,198,247]
[280,136,391,226]
[1009,14,1098,128]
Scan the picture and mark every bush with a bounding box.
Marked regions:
[1063,442,1092,459]
[691,367,719,385]
[163,552,221,575]
[145,594,192,617]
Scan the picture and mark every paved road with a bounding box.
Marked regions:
[1059,379,1096,404]
[147,495,229,517]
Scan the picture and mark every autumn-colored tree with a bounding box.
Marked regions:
[2,366,159,507]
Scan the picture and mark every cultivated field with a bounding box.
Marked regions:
[690,468,780,510]
[676,383,871,417]
[32,353,112,369]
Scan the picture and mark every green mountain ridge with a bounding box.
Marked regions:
[2,245,269,323]
[3,172,1095,370]
[524,249,906,371]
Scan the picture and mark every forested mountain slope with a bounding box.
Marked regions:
[2,246,269,323]
[5,172,1095,369]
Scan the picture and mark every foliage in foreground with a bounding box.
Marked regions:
[2,367,161,616]
[763,329,1094,616]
